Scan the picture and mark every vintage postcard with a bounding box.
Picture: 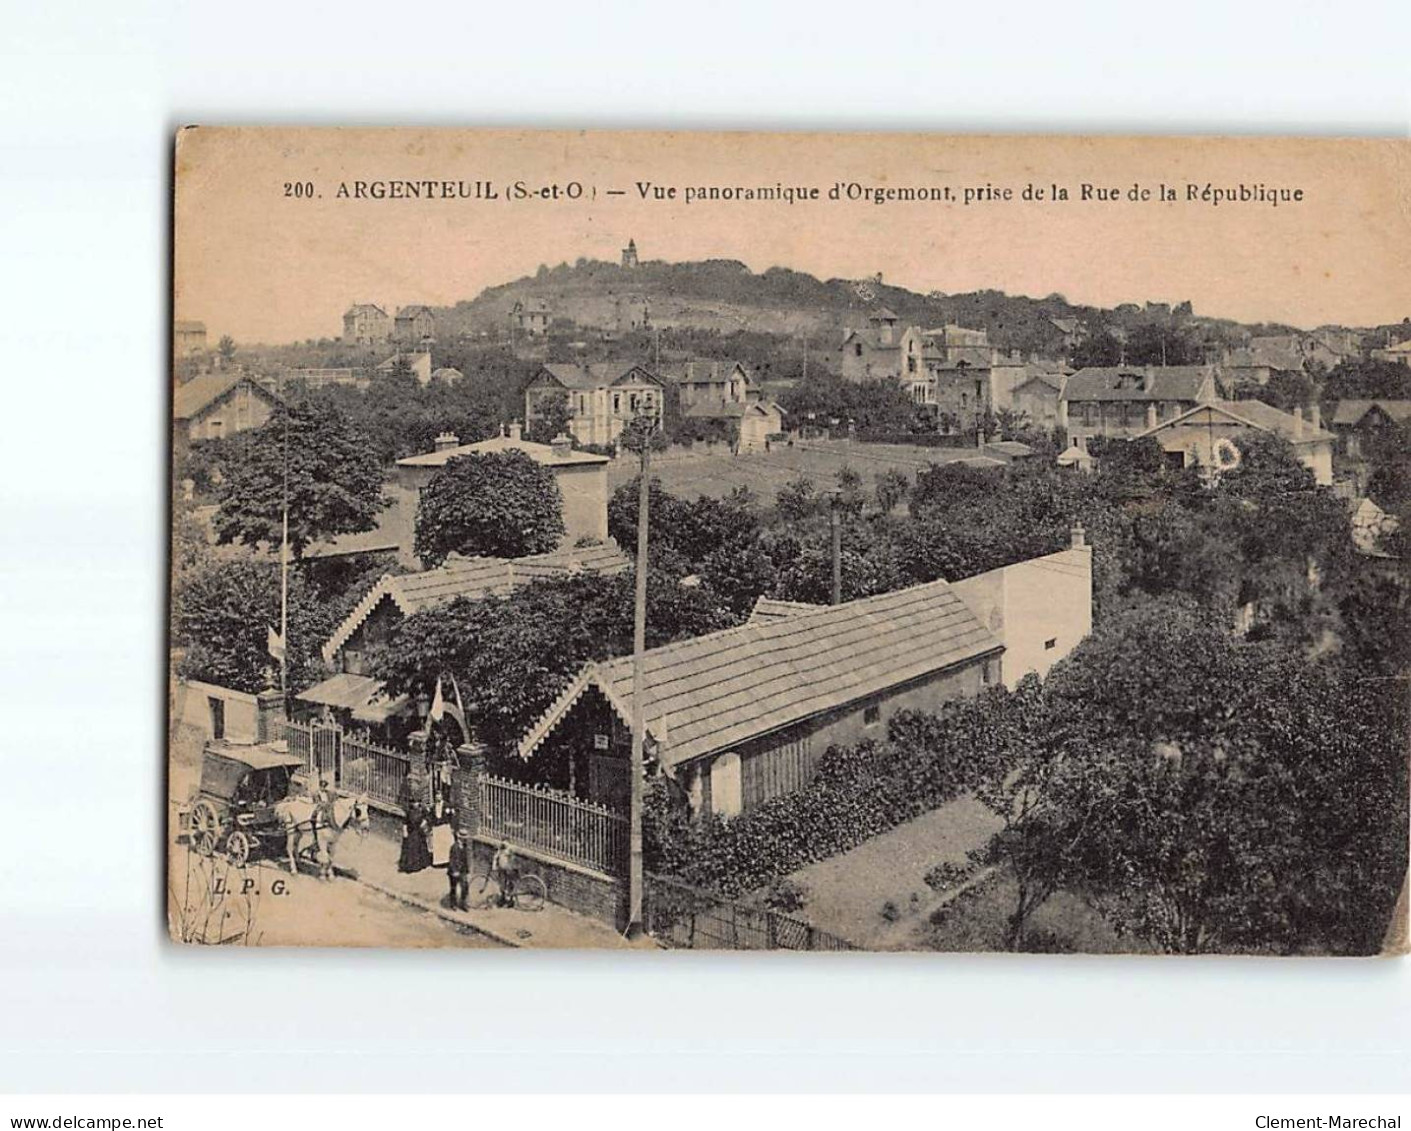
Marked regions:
[169,128,1409,953]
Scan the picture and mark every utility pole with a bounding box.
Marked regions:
[279,375,290,717]
[626,424,651,939]
[830,487,842,606]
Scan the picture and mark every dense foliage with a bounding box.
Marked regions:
[372,569,736,749]
[211,402,387,558]
[413,450,565,567]
[171,559,336,694]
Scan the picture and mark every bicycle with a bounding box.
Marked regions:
[468,868,547,912]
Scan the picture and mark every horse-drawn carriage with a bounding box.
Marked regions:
[185,741,369,874]
[186,742,308,868]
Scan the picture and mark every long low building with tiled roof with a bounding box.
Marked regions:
[516,574,1009,818]
[320,541,630,669]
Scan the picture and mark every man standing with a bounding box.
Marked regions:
[447,829,471,912]
[492,841,518,908]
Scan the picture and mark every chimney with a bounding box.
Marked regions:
[1071,522,1087,550]
[434,431,460,452]
[508,420,523,442]
[1309,403,1321,432]
[551,433,572,459]
[1292,406,1304,440]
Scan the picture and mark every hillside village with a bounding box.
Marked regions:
[170,242,1410,954]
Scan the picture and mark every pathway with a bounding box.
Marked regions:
[782,792,1003,950]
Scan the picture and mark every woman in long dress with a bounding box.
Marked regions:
[398,799,433,873]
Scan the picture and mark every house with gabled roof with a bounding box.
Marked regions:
[511,298,551,337]
[343,303,391,344]
[1011,370,1068,430]
[393,304,435,344]
[523,361,665,448]
[1372,338,1411,366]
[514,575,1008,818]
[317,541,631,675]
[1330,399,1411,459]
[1062,364,1218,447]
[839,308,903,381]
[173,373,280,447]
[1135,399,1335,485]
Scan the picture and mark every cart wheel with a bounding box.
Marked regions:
[190,800,220,857]
[225,830,251,868]
[516,874,547,913]
[469,871,498,909]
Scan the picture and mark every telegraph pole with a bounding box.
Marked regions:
[830,487,842,606]
[626,421,651,939]
[279,375,290,716]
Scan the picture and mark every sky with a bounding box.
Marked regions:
[175,129,1411,345]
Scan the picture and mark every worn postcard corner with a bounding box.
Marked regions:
[168,129,1409,954]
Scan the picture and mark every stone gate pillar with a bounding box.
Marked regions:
[454,740,489,838]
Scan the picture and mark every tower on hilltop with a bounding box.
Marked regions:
[621,238,639,269]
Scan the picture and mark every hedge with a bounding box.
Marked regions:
[644,688,1024,897]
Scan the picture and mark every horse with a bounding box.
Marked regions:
[274,793,370,880]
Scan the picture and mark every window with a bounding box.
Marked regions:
[863,704,881,727]
[208,696,225,741]
[855,343,863,358]
[981,659,998,686]
[907,357,917,374]
[1044,638,1057,651]
[612,393,621,414]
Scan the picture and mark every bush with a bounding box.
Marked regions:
[643,693,1027,898]
[763,878,810,913]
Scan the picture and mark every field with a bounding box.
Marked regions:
[608,438,984,503]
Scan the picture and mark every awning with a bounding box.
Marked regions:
[297,673,410,722]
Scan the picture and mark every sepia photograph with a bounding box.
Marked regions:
[167,128,1409,956]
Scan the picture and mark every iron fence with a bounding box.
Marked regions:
[479,774,628,877]
[644,873,857,951]
[280,720,411,813]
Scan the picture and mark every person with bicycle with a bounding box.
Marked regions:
[492,841,519,908]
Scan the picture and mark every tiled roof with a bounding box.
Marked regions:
[321,542,629,663]
[655,359,751,385]
[1014,371,1067,394]
[1138,399,1335,445]
[173,374,276,421]
[174,320,206,333]
[1225,341,1306,372]
[1331,399,1411,426]
[536,361,662,391]
[1063,365,1214,403]
[344,304,387,317]
[518,578,1001,769]
[746,597,827,625]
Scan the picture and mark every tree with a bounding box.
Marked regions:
[775,475,821,522]
[212,402,386,558]
[1037,599,1407,954]
[963,677,1077,950]
[217,335,236,362]
[874,468,910,515]
[172,559,334,694]
[1069,329,1123,368]
[413,449,565,567]
[374,570,735,749]
[527,390,573,443]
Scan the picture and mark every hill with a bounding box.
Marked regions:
[431,256,1268,357]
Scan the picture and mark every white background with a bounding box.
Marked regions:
[1,0,1409,1096]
